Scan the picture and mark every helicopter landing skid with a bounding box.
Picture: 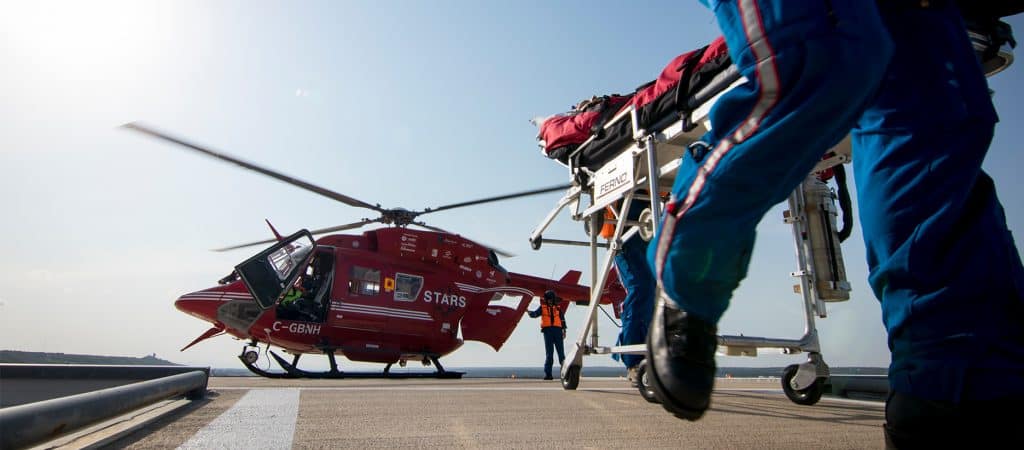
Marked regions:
[238,352,300,379]
[256,349,463,379]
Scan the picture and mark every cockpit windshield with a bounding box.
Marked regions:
[235,230,317,310]
[267,239,315,280]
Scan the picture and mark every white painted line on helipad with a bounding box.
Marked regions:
[211,386,784,392]
[203,386,883,408]
[177,388,299,450]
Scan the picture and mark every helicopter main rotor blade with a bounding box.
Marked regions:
[419,183,571,216]
[307,218,384,236]
[412,221,453,234]
[412,222,516,258]
[212,218,383,252]
[212,237,283,253]
[122,122,387,214]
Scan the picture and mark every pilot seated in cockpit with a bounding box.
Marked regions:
[279,276,322,322]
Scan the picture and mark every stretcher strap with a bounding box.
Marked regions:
[673,45,710,120]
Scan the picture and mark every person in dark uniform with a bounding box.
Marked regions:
[645,0,1024,446]
[602,202,656,386]
[528,290,567,380]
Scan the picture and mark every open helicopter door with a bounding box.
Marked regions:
[235,230,317,310]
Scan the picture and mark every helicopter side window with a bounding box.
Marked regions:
[393,273,423,302]
[217,299,263,332]
[349,265,381,296]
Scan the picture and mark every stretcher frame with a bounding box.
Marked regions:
[528,68,853,404]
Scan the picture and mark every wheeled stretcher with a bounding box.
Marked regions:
[528,26,1014,405]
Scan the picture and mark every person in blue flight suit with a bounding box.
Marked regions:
[602,201,656,385]
[645,0,1024,446]
[528,290,567,380]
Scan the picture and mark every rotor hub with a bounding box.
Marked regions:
[381,208,420,227]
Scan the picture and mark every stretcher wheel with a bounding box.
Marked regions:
[583,213,605,238]
[561,365,581,390]
[636,360,660,404]
[638,208,654,242]
[782,364,824,406]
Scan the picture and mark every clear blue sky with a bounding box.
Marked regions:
[2,1,1022,372]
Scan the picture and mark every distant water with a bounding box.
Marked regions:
[210,366,887,378]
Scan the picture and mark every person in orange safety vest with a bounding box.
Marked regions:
[528,290,567,380]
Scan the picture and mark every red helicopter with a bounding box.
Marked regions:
[125,123,625,379]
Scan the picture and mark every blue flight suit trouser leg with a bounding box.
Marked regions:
[853,2,1024,403]
[650,0,892,322]
[652,0,1024,411]
[542,327,566,378]
[614,235,656,369]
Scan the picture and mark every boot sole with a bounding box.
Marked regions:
[645,303,710,421]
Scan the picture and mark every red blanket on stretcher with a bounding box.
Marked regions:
[537,94,633,162]
[536,37,729,163]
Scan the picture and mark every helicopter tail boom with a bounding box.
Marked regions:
[504,270,622,306]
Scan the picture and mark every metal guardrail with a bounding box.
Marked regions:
[1,364,212,408]
[0,368,208,449]
[0,363,210,380]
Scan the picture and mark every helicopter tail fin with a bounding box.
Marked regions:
[558,270,582,286]
[265,219,284,241]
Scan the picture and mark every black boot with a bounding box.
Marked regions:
[884,391,1022,449]
[645,292,717,421]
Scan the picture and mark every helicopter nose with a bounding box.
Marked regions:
[175,293,223,324]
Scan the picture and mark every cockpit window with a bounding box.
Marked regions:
[349,266,381,296]
[393,273,423,302]
[267,239,314,279]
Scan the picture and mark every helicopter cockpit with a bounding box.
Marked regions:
[214,230,333,333]
[276,250,333,323]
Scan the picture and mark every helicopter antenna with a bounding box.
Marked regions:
[265,219,284,241]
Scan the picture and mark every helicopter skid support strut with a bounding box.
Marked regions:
[238,351,299,379]
[239,345,464,379]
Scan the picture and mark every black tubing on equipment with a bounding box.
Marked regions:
[834,165,853,243]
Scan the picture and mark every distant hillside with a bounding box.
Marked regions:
[0,350,180,366]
